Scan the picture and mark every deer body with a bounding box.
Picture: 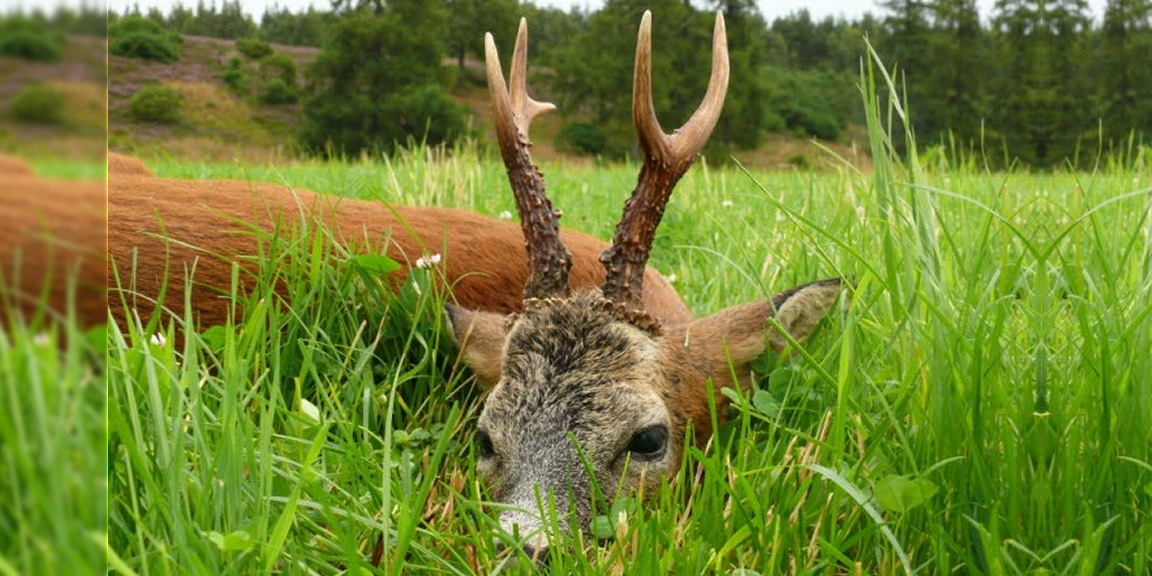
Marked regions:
[443,12,844,560]
[106,162,690,331]
[0,159,107,329]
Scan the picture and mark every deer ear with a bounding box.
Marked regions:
[686,278,843,375]
[765,278,845,353]
[445,304,507,390]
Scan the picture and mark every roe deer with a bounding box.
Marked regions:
[443,12,843,559]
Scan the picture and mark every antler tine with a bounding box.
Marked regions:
[600,10,729,312]
[486,21,571,300]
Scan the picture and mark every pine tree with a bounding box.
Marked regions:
[990,0,1092,167]
[1098,0,1152,148]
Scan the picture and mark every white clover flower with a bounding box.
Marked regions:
[150,333,167,347]
[498,210,513,220]
[33,332,51,347]
[721,200,734,208]
[666,273,678,284]
[416,253,441,269]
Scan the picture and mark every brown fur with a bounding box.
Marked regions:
[108,151,153,177]
[0,155,107,329]
[107,162,691,332]
[0,154,36,177]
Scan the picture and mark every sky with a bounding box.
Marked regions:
[99,0,1110,23]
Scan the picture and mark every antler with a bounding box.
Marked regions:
[485,20,571,300]
[600,10,729,312]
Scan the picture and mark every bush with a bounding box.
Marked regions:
[128,84,182,124]
[301,84,470,157]
[261,52,296,86]
[0,22,64,62]
[556,123,608,156]
[10,84,64,124]
[109,16,181,63]
[261,78,297,105]
[111,31,181,63]
[236,37,273,60]
[109,15,168,37]
[222,57,247,93]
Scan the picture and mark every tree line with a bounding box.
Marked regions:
[108,0,1152,169]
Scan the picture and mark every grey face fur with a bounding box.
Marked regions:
[474,294,680,543]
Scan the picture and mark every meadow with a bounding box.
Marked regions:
[3,78,1151,574]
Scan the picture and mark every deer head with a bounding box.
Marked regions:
[446,11,843,558]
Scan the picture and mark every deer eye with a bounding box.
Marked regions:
[626,425,667,460]
[476,429,495,459]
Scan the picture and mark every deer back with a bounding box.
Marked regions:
[107,164,691,334]
[0,155,106,330]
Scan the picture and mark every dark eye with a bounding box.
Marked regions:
[476,429,495,459]
[626,425,668,460]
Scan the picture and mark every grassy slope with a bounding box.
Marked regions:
[107,34,868,170]
[0,35,106,162]
[102,85,1152,573]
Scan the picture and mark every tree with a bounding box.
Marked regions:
[706,0,773,150]
[927,0,987,150]
[1098,0,1152,148]
[548,0,712,158]
[445,0,519,85]
[299,0,470,157]
[990,0,1093,166]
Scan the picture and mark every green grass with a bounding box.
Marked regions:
[0,301,106,573]
[99,60,1152,573]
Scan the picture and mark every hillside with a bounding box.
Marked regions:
[105,34,869,170]
[0,34,106,163]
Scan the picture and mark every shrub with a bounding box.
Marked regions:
[556,123,608,156]
[236,37,273,60]
[128,84,182,124]
[109,16,181,63]
[111,31,180,63]
[261,52,296,86]
[301,84,470,157]
[109,15,168,37]
[0,19,64,62]
[261,78,297,105]
[222,57,247,93]
[10,84,64,124]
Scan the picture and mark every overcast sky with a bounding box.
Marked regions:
[99,0,1109,23]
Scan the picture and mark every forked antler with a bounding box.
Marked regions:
[600,11,729,312]
[485,21,571,300]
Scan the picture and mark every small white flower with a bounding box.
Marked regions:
[33,332,51,347]
[721,200,734,208]
[666,273,678,283]
[150,333,167,347]
[498,210,513,220]
[416,253,441,269]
